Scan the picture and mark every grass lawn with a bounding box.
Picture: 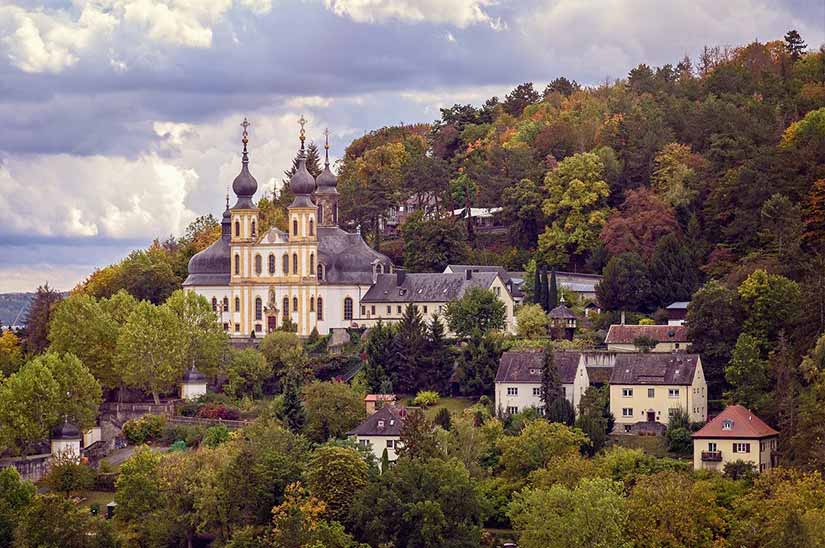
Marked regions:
[400,396,476,420]
[78,490,116,511]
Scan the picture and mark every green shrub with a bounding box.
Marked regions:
[413,390,440,408]
[160,424,206,447]
[122,415,166,445]
[168,440,187,452]
[202,425,231,448]
[434,407,452,430]
[44,457,95,497]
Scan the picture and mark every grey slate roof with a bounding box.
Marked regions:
[666,301,690,310]
[608,353,700,386]
[445,265,524,298]
[183,232,231,287]
[52,421,82,439]
[361,271,500,303]
[495,350,581,384]
[548,303,576,319]
[348,405,405,437]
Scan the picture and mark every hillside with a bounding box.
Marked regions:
[0,292,34,326]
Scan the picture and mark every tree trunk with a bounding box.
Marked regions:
[152,391,160,405]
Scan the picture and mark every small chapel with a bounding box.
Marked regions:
[183,118,393,337]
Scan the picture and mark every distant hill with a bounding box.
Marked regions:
[0,293,35,327]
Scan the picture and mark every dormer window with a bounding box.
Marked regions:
[377,420,385,428]
[722,419,733,431]
[376,263,383,274]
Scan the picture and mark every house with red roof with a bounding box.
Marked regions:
[692,405,779,473]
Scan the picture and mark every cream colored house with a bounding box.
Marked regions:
[605,325,690,352]
[360,270,516,335]
[494,350,589,416]
[692,405,779,473]
[348,405,406,469]
[609,353,707,432]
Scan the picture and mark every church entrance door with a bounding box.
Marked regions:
[267,316,277,333]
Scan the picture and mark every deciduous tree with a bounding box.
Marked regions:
[445,287,506,338]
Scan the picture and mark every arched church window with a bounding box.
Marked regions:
[293,296,298,313]
[309,219,314,236]
[211,297,217,311]
[293,219,298,236]
[234,254,240,275]
[310,297,315,312]
[282,297,289,318]
[344,297,353,320]
[282,254,289,275]
[310,253,315,274]
[255,297,262,320]
[235,297,240,312]
[251,220,256,237]
[255,255,262,275]
[235,221,240,237]
[317,297,323,320]
[292,253,298,275]
[223,297,229,312]
[268,254,275,274]
[317,264,324,281]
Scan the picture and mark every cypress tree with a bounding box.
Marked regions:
[365,320,394,392]
[380,448,390,472]
[282,372,306,433]
[540,266,551,312]
[426,315,454,394]
[534,263,544,307]
[540,349,563,416]
[392,304,427,393]
[549,270,559,309]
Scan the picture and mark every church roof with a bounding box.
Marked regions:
[361,271,500,303]
[183,233,231,286]
[318,226,392,285]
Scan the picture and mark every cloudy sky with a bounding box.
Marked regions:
[0,0,822,292]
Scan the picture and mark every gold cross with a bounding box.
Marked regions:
[240,117,250,148]
[323,127,330,150]
[298,114,307,146]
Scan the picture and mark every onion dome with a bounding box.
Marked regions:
[184,195,231,286]
[289,115,317,207]
[316,128,338,194]
[232,118,258,209]
[52,420,82,440]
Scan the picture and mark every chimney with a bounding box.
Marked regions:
[465,269,472,280]
[396,269,406,286]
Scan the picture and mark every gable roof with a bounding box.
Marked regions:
[608,353,700,385]
[348,405,405,437]
[495,350,581,384]
[666,301,690,310]
[693,405,779,439]
[605,324,689,344]
[361,271,501,303]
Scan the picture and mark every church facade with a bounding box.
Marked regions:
[183,121,393,337]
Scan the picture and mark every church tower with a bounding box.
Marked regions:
[230,118,259,281]
[287,116,319,278]
[315,128,339,227]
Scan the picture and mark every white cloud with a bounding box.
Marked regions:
[446,32,456,43]
[286,96,335,109]
[323,0,497,28]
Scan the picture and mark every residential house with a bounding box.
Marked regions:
[494,350,589,416]
[605,324,690,352]
[692,405,779,473]
[609,353,707,432]
[443,265,525,304]
[666,301,690,326]
[554,271,602,303]
[360,269,516,334]
[452,207,505,232]
[347,405,406,468]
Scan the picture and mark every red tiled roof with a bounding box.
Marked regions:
[605,324,689,344]
[692,405,779,439]
[364,394,396,402]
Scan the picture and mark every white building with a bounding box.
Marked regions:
[183,122,393,337]
[348,405,406,469]
[494,350,590,416]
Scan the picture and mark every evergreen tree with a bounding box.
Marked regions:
[539,350,563,417]
[454,331,502,396]
[364,320,394,392]
[380,448,390,472]
[533,263,545,306]
[649,234,701,307]
[397,408,439,460]
[541,266,551,312]
[392,305,427,393]
[546,397,575,426]
[548,269,559,310]
[425,315,454,393]
[784,29,806,61]
[24,284,62,355]
[282,372,306,433]
[277,142,322,209]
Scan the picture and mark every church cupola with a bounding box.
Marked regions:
[315,128,339,227]
[288,115,317,208]
[221,193,231,238]
[232,118,258,209]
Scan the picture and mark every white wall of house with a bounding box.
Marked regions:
[494,361,589,415]
[355,434,401,467]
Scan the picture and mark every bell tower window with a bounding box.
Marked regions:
[282,254,289,275]
[317,297,323,320]
[318,204,324,224]
[292,253,298,275]
[268,254,275,274]
[235,297,240,312]
[211,298,217,311]
[251,220,256,238]
[234,254,240,275]
[235,221,240,237]
[223,297,229,311]
[310,253,315,274]
[293,219,298,236]
[317,264,324,281]
[293,296,298,312]
[283,297,289,318]
[254,255,262,275]
[309,219,314,236]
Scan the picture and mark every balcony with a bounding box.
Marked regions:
[701,451,722,462]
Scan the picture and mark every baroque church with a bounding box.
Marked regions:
[183,119,393,337]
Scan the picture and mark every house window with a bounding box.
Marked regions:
[344,297,353,320]
[668,408,679,418]
[387,306,391,314]
[423,305,428,313]
[760,441,766,452]
[211,298,217,311]
[293,297,298,312]
[235,220,240,237]
[722,419,733,431]
[282,254,289,274]
[317,297,323,320]
[624,424,632,433]
[668,388,680,398]
[622,408,633,417]
[708,442,717,452]
[269,254,276,274]
[532,387,541,396]
[386,440,394,448]
[507,387,518,396]
[234,254,240,275]
[255,254,262,275]
[397,305,402,313]
[494,286,500,296]
[223,323,229,331]
[733,443,751,454]
[361,305,366,316]
[648,388,655,398]
[255,297,262,321]
[376,264,383,274]
[358,439,370,448]
[293,219,298,236]
[371,305,376,316]
[377,420,384,428]
[283,297,289,317]
[506,406,518,415]
[223,297,229,312]
[292,253,298,275]
[235,297,240,312]
[622,388,633,397]
[309,218,314,236]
